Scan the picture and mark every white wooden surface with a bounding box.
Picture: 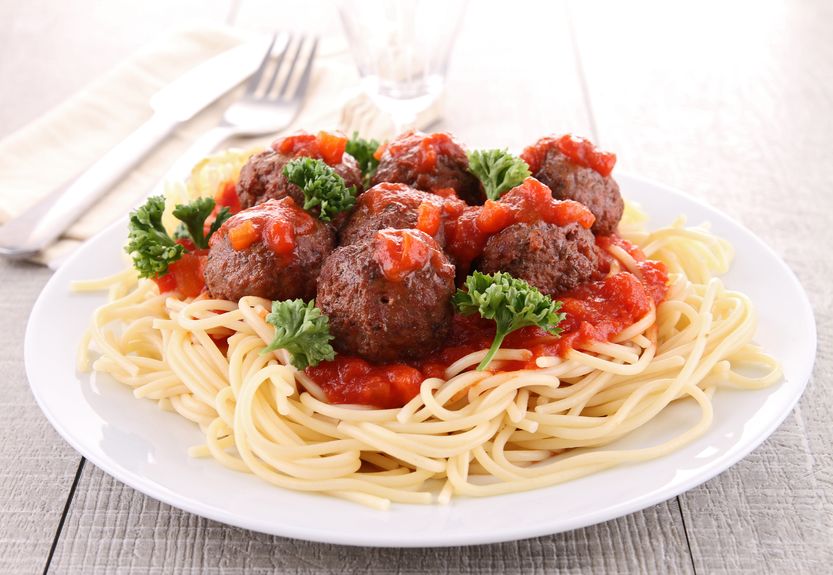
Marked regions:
[1,0,831,573]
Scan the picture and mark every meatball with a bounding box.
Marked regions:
[339,182,465,247]
[477,221,597,295]
[521,136,623,235]
[317,229,456,363]
[372,131,484,205]
[204,198,335,302]
[236,135,363,211]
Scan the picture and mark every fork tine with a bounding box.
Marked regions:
[277,36,307,99]
[287,37,318,102]
[259,33,293,98]
[244,33,280,95]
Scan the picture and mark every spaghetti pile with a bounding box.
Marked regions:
[75,152,781,509]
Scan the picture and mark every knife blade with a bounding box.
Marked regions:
[0,36,271,260]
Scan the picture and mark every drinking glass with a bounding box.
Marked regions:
[338,0,468,135]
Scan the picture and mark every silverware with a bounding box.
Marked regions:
[156,33,319,187]
[0,37,274,260]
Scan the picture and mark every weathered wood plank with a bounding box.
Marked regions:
[0,1,233,573]
[49,464,694,575]
[47,1,693,573]
[570,0,833,572]
[0,261,80,575]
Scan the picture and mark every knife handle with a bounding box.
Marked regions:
[0,113,176,259]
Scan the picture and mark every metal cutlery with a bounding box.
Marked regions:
[0,37,273,260]
[156,33,319,187]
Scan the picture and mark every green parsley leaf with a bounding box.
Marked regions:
[468,149,531,201]
[125,195,184,278]
[282,157,358,222]
[345,131,381,187]
[453,271,565,371]
[262,299,336,370]
[172,197,230,249]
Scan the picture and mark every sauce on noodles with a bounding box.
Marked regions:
[305,237,669,408]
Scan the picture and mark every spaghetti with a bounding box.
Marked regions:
[75,182,781,509]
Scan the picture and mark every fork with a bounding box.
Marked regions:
[160,32,319,184]
[0,33,317,261]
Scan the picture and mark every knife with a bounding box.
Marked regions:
[0,37,271,260]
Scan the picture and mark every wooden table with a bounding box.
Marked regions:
[2,0,831,572]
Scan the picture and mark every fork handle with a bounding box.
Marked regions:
[0,113,176,259]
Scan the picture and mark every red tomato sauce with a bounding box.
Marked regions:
[153,239,208,298]
[212,197,316,257]
[375,131,467,173]
[304,243,669,408]
[214,180,242,215]
[273,130,347,166]
[373,229,450,282]
[521,134,617,177]
[444,177,595,273]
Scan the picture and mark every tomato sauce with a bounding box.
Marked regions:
[214,180,242,214]
[304,244,668,408]
[212,197,317,257]
[273,130,347,166]
[444,177,595,273]
[375,131,467,173]
[521,134,617,177]
[153,238,208,298]
[373,229,450,282]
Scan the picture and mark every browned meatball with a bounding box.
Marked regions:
[339,182,466,247]
[236,150,362,212]
[204,198,335,302]
[317,229,456,363]
[521,136,623,235]
[371,131,484,205]
[477,222,597,295]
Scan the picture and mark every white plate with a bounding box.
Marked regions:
[25,174,816,547]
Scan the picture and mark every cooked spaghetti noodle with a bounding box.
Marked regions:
[75,181,781,509]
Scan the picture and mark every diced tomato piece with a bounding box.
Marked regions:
[433,187,458,199]
[374,229,435,282]
[316,131,347,165]
[373,142,387,161]
[215,180,242,214]
[416,201,442,236]
[263,217,296,255]
[476,200,514,233]
[228,220,259,251]
[168,250,207,298]
[276,132,318,156]
[154,272,177,293]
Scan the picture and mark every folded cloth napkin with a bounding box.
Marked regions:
[0,25,439,267]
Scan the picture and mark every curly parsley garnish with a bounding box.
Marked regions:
[346,131,381,187]
[453,271,565,371]
[173,197,231,249]
[262,299,336,370]
[282,157,357,222]
[126,196,185,278]
[126,195,228,278]
[468,149,531,201]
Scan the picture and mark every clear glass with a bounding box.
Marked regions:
[338,0,468,134]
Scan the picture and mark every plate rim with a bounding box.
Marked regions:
[24,172,818,547]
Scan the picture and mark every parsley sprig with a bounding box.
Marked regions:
[453,271,565,371]
[345,131,381,187]
[282,157,357,222]
[126,195,228,278]
[173,197,231,249]
[262,299,336,370]
[468,149,531,201]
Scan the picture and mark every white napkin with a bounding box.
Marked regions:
[0,25,439,266]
